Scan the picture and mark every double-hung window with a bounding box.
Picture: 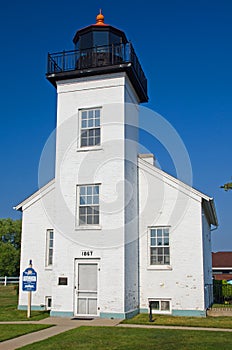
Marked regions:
[79,185,100,225]
[150,227,170,265]
[80,108,101,147]
[46,229,54,266]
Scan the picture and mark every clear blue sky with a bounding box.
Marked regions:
[0,0,231,251]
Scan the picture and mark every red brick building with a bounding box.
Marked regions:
[212,252,232,281]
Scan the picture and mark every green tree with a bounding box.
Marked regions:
[220,182,232,191]
[0,218,21,249]
[0,218,22,276]
[0,241,20,276]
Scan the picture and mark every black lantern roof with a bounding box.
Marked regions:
[73,11,128,48]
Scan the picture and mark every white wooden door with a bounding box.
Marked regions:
[75,262,98,316]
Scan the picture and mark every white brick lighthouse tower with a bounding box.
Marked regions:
[17,11,148,318]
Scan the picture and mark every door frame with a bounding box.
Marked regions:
[74,258,100,317]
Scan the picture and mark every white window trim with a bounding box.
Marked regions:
[148,298,172,314]
[77,146,103,152]
[147,265,172,271]
[45,229,54,268]
[77,107,102,150]
[75,225,102,231]
[76,184,101,228]
[147,226,171,269]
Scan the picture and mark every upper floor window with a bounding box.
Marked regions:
[79,185,100,225]
[150,227,170,265]
[80,108,101,147]
[46,229,54,266]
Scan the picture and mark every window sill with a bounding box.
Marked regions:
[45,266,53,271]
[77,146,103,152]
[75,225,102,231]
[147,265,172,271]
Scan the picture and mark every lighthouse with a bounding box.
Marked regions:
[16,12,217,319]
[18,11,148,319]
[47,11,148,318]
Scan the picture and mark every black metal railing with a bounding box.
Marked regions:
[47,43,147,94]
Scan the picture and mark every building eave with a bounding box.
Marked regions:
[46,63,148,103]
[202,198,218,227]
[14,179,55,211]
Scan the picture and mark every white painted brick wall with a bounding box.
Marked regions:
[19,71,213,317]
[139,159,206,312]
[18,187,55,308]
[47,72,139,316]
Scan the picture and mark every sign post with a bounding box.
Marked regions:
[28,285,31,319]
[22,260,37,318]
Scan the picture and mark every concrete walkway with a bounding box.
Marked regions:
[118,323,232,332]
[0,317,121,350]
[1,317,232,350]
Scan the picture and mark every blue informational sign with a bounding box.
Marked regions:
[22,267,37,292]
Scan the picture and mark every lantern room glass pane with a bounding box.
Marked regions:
[79,32,93,50]
[109,32,122,45]
[93,31,108,47]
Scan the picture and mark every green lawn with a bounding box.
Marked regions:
[213,304,232,308]
[122,313,232,329]
[17,326,232,350]
[0,324,52,342]
[0,285,49,321]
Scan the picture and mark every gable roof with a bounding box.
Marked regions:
[212,252,232,268]
[15,156,218,227]
[138,156,218,227]
[14,179,55,212]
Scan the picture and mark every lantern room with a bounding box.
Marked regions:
[46,11,148,102]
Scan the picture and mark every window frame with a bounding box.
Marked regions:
[148,298,171,314]
[148,226,171,268]
[78,107,101,149]
[77,184,100,228]
[45,229,54,267]
[45,296,52,310]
